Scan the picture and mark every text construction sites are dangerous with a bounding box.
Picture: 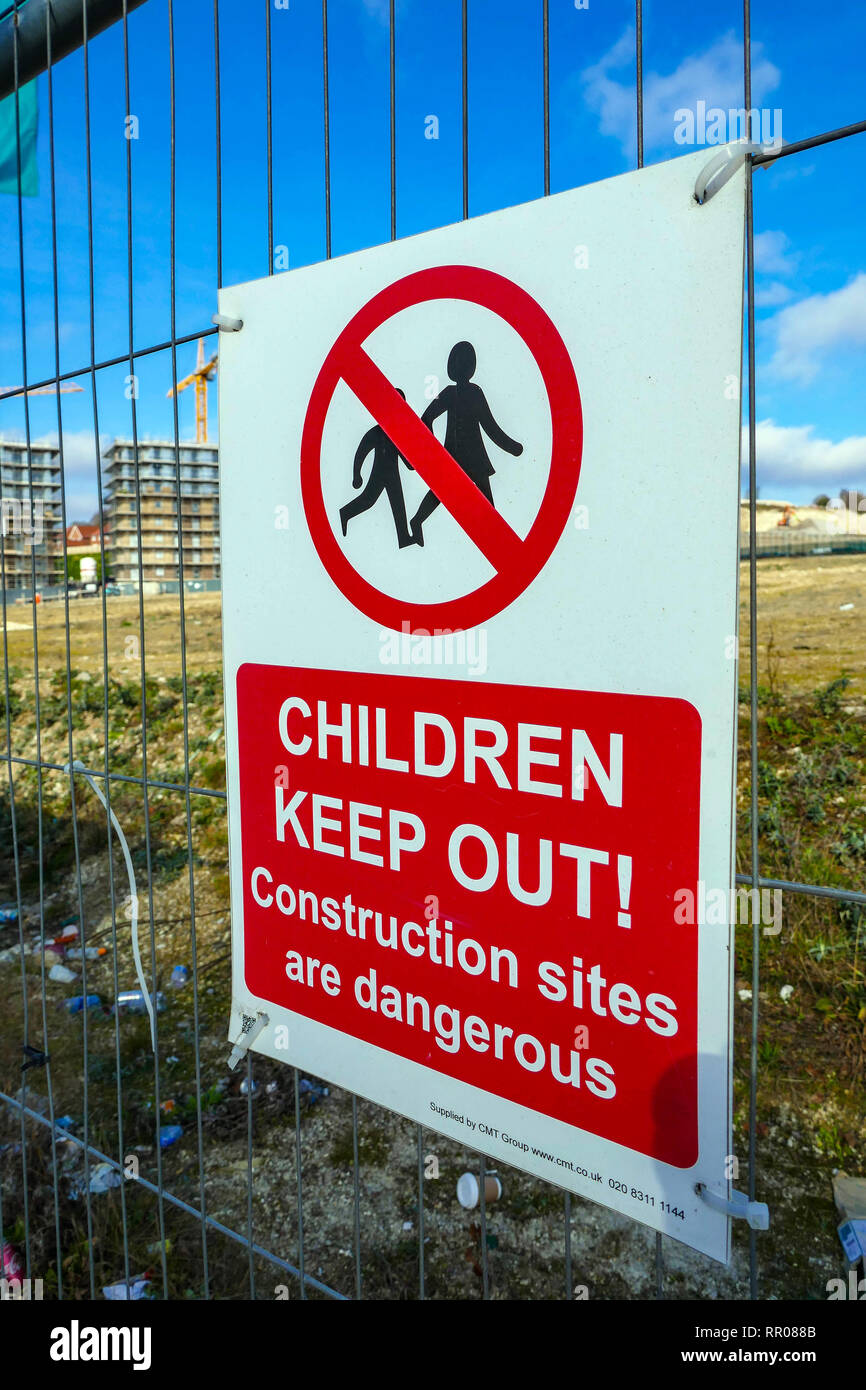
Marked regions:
[238,664,702,1166]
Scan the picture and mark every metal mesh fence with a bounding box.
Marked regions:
[1,0,865,1302]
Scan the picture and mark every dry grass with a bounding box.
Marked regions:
[740,554,866,695]
[2,590,223,682]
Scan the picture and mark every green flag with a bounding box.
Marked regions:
[0,81,38,196]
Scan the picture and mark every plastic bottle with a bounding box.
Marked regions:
[114,990,166,1015]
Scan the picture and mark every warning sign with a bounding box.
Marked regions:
[300,265,582,631]
[218,148,746,1262]
[238,666,701,1164]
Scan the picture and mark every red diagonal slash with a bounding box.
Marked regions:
[340,345,525,574]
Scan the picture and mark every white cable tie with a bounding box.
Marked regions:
[211,313,243,332]
[696,1182,770,1230]
[64,759,155,1052]
[227,1010,269,1070]
[694,141,766,205]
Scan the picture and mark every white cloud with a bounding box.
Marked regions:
[766,273,866,382]
[765,159,814,185]
[754,230,797,278]
[744,418,866,489]
[755,281,795,308]
[0,428,102,519]
[31,430,107,520]
[581,30,780,161]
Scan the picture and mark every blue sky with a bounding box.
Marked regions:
[0,0,864,515]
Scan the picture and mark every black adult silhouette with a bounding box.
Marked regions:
[339,388,415,549]
[408,341,522,547]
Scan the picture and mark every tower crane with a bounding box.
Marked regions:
[167,338,218,443]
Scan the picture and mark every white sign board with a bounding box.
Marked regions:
[219,148,744,1262]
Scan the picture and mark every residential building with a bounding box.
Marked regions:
[0,441,62,590]
[103,439,220,583]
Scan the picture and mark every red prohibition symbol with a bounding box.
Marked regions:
[300,264,583,634]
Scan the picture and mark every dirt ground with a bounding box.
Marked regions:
[739,555,866,696]
[3,552,865,691]
[2,589,224,682]
[1,555,864,1300]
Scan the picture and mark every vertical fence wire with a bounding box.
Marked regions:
[542,0,573,1303]
[10,8,34,1284]
[265,0,273,273]
[48,0,112,1300]
[633,0,665,1303]
[478,1152,490,1299]
[0,334,20,1295]
[293,1067,305,1298]
[389,0,395,243]
[322,0,331,261]
[743,0,761,1304]
[213,0,223,290]
[386,0,428,1300]
[459,0,492,1302]
[73,0,130,1300]
[166,0,211,1298]
[635,0,643,170]
[461,0,468,220]
[542,0,549,196]
[246,1053,255,1298]
[247,0,277,1301]
[352,1093,362,1299]
[113,0,169,1299]
[416,1124,425,1300]
[277,0,342,1305]
[35,0,66,1279]
[213,0,225,1299]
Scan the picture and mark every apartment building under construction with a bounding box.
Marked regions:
[0,441,63,591]
[103,440,220,583]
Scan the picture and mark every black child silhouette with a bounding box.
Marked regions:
[339,388,415,549]
[408,341,522,547]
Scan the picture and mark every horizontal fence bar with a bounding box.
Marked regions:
[735,872,866,909]
[0,328,218,404]
[739,534,866,559]
[2,753,227,800]
[3,753,864,904]
[4,759,865,904]
[0,1090,347,1301]
[0,0,150,103]
[753,116,866,166]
